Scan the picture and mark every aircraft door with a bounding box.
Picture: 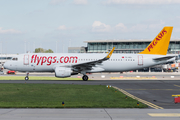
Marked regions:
[24,55,29,65]
[15,65,17,70]
[138,55,143,65]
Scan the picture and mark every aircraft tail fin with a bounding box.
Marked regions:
[139,26,173,55]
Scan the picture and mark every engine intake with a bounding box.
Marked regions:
[55,67,72,78]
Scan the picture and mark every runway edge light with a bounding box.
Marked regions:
[62,101,65,106]
[137,102,139,106]
[107,85,111,89]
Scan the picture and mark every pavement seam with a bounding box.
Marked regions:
[112,86,164,109]
[0,109,16,116]
[104,109,112,120]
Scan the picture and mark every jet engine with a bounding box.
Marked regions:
[55,67,72,78]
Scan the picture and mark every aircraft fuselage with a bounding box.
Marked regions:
[4,53,174,72]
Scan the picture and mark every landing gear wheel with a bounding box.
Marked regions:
[25,72,29,81]
[82,75,88,81]
[25,76,29,81]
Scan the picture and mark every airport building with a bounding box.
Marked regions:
[84,39,180,54]
[68,47,87,53]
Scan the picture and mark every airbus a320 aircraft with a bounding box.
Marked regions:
[4,26,176,81]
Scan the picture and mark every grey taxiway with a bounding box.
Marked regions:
[0,78,180,119]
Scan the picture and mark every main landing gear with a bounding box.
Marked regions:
[25,72,29,81]
[82,75,88,81]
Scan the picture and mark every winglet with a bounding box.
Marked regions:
[106,47,115,58]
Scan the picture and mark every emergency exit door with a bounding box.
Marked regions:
[138,55,143,65]
[24,55,29,65]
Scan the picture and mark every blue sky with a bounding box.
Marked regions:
[1,0,180,54]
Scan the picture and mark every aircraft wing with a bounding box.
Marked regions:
[153,56,176,61]
[66,47,115,72]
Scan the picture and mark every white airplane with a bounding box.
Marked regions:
[4,26,176,81]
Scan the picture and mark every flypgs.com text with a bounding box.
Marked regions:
[31,55,78,65]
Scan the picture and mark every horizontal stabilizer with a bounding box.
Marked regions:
[153,56,175,61]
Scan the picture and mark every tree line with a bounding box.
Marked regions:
[34,48,54,53]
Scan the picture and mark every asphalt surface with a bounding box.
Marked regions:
[0,80,180,109]
[2,72,180,80]
[0,79,180,119]
[0,109,180,120]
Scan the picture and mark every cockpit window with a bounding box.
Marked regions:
[12,58,18,61]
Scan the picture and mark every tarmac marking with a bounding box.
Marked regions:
[174,84,180,87]
[112,86,164,109]
[110,77,157,79]
[148,113,180,117]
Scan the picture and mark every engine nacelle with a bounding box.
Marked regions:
[55,67,72,78]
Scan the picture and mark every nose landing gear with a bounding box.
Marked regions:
[25,72,29,81]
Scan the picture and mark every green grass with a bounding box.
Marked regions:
[0,84,148,108]
[0,76,82,80]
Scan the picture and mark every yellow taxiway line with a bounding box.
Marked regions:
[148,113,180,117]
[112,86,163,109]
[174,84,180,87]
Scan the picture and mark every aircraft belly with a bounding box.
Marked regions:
[32,66,54,72]
[17,64,54,72]
[102,62,138,72]
[101,59,157,72]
